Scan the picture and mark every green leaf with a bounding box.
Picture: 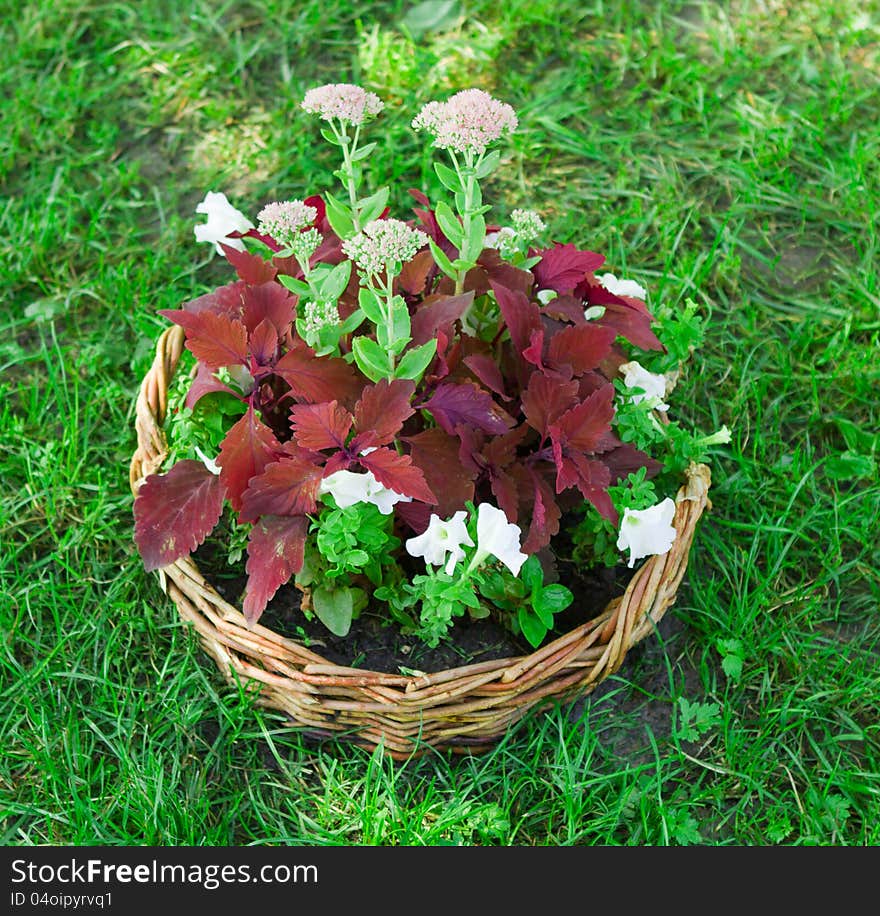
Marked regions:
[401,0,462,38]
[352,336,392,382]
[475,149,501,179]
[357,186,390,224]
[434,201,464,247]
[358,287,386,324]
[320,128,340,146]
[279,275,310,296]
[338,307,366,335]
[428,239,457,279]
[517,606,548,649]
[351,141,377,162]
[324,191,355,240]
[312,586,354,637]
[433,161,462,193]
[394,338,437,381]
[317,260,352,301]
[389,295,411,346]
[462,213,486,262]
[520,555,544,594]
[532,584,573,625]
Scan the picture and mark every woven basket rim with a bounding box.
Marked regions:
[130,324,712,758]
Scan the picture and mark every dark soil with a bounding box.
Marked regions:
[194,513,635,675]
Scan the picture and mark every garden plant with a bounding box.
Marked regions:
[3,0,878,846]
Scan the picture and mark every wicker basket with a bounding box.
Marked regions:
[130,325,712,759]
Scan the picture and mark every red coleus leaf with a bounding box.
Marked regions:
[565,452,616,522]
[541,293,588,324]
[491,281,542,356]
[398,249,436,300]
[422,381,515,437]
[352,378,415,450]
[462,352,510,401]
[403,427,475,516]
[522,372,579,439]
[522,467,562,555]
[547,323,617,376]
[163,309,249,371]
[274,341,364,408]
[184,362,240,410]
[358,447,437,504]
[533,243,605,293]
[249,317,279,367]
[242,515,309,624]
[549,383,620,455]
[290,400,353,451]
[239,450,324,521]
[133,460,225,571]
[176,281,246,321]
[220,244,278,285]
[216,404,282,512]
[581,281,663,351]
[604,442,663,482]
[410,291,473,346]
[477,248,534,298]
[241,281,296,336]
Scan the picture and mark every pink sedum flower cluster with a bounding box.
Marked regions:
[342,218,429,276]
[301,83,384,126]
[256,200,318,247]
[412,89,518,155]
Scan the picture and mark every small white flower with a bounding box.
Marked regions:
[583,305,606,321]
[598,272,647,300]
[619,360,669,412]
[194,446,221,475]
[405,511,474,575]
[537,288,558,305]
[616,499,677,568]
[510,209,546,241]
[473,503,528,576]
[318,468,411,515]
[699,425,732,446]
[194,191,254,256]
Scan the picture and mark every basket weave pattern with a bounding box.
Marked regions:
[130,325,712,758]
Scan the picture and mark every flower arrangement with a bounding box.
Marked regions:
[133,84,728,655]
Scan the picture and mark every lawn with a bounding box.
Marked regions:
[2,0,878,845]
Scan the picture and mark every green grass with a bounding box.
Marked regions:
[2,0,878,845]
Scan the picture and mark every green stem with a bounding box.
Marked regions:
[338,123,362,232]
[383,270,396,376]
[453,150,482,296]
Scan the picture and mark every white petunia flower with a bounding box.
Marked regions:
[318,468,411,515]
[472,503,528,576]
[194,446,220,475]
[598,272,647,300]
[405,511,474,575]
[616,498,677,568]
[619,360,669,412]
[194,191,254,255]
